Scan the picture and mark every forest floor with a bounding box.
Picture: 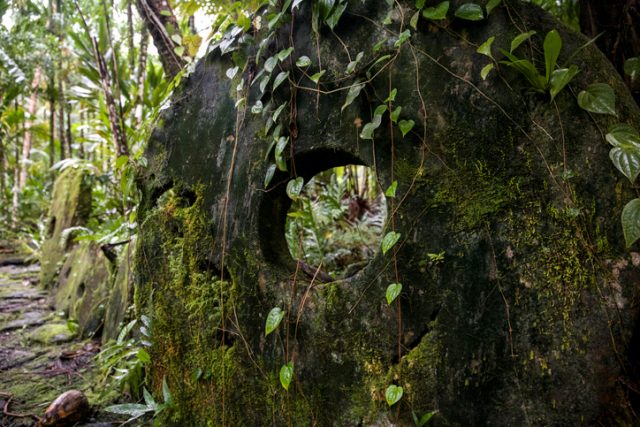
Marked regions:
[0,245,119,427]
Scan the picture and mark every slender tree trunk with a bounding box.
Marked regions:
[127,0,135,71]
[48,84,56,167]
[135,28,149,126]
[18,67,43,191]
[78,110,85,159]
[66,103,72,157]
[579,0,640,103]
[74,1,129,157]
[0,133,6,219]
[135,0,185,80]
[58,76,68,159]
[12,135,19,227]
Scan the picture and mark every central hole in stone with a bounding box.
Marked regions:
[285,165,387,279]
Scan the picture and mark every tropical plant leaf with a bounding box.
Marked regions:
[607,124,640,183]
[385,180,397,197]
[381,231,400,254]
[286,177,304,199]
[386,283,402,304]
[486,0,501,15]
[577,83,616,116]
[264,164,277,188]
[624,57,640,80]
[549,65,579,101]
[265,307,285,336]
[622,198,640,247]
[310,70,326,83]
[399,119,415,137]
[477,36,494,59]
[481,63,494,80]
[279,361,294,390]
[543,29,561,83]
[273,71,289,91]
[296,55,312,68]
[454,3,484,21]
[422,1,449,20]
[342,81,364,112]
[325,2,347,30]
[510,30,536,53]
[385,385,404,406]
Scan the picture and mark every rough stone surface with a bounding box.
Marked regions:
[54,242,112,337]
[103,240,135,343]
[136,1,640,425]
[39,167,92,288]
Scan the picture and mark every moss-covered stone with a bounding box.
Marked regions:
[102,240,135,343]
[29,322,75,344]
[136,1,640,425]
[39,167,92,288]
[54,242,112,337]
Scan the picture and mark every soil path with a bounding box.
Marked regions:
[0,247,114,426]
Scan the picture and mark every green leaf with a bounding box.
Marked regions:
[510,30,536,53]
[341,81,364,112]
[286,177,304,199]
[606,124,640,183]
[577,83,617,116]
[454,3,484,21]
[325,2,347,30]
[486,0,501,15]
[416,0,426,9]
[624,57,640,80]
[385,180,398,197]
[480,63,494,80]
[273,71,290,91]
[381,231,401,254]
[549,65,579,101]
[399,119,415,137]
[622,198,640,247]
[264,164,277,188]
[346,51,364,74]
[115,155,129,170]
[390,106,402,123]
[310,70,326,84]
[477,36,494,59]
[173,46,185,57]
[264,56,278,73]
[226,66,239,79]
[543,29,561,83]
[500,52,545,91]
[395,29,411,48]
[410,11,420,29]
[251,100,264,114]
[272,103,287,122]
[318,0,335,20]
[279,361,294,390]
[422,1,449,20]
[413,411,437,427]
[385,385,404,406]
[259,74,271,94]
[386,283,402,304]
[277,47,294,62]
[143,387,156,407]
[265,307,285,336]
[360,105,387,139]
[296,56,312,68]
[386,88,398,103]
[104,403,150,417]
[275,136,289,171]
[162,376,172,405]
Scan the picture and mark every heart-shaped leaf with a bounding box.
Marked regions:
[390,106,402,123]
[279,361,294,390]
[385,385,404,406]
[577,83,616,116]
[422,1,449,20]
[606,124,640,183]
[381,231,401,254]
[265,307,285,336]
[342,81,364,112]
[386,283,402,305]
[226,66,239,79]
[296,55,312,68]
[454,3,484,21]
[286,177,304,199]
[264,56,278,73]
[622,198,640,247]
[251,101,264,114]
[399,119,415,137]
[481,63,494,80]
[277,47,294,62]
[310,70,326,84]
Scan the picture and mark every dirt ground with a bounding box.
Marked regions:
[0,249,120,427]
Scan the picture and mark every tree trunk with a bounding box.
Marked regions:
[58,76,68,159]
[18,67,43,191]
[135,0,185,80]
[579,0,640,103]
[135,28,149,126]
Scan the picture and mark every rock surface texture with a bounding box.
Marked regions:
[136,0,640,425]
